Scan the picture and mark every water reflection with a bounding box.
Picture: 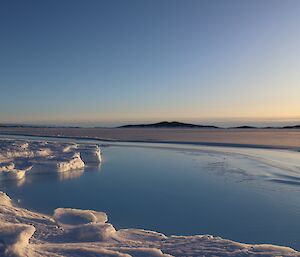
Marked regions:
[15,177,26,187]
[1,163,102,189]
[57,163,102,181]
[58,169,84,181]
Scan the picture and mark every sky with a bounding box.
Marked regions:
[0,0,300,126]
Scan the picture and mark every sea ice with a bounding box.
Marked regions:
[0,139,102,180]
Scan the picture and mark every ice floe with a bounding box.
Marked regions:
[0,139,101,181]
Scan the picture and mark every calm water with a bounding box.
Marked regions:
[1,139,300,250]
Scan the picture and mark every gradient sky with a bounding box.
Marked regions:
[1,0,300,126]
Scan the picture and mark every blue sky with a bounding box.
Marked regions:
[1,0,300,126]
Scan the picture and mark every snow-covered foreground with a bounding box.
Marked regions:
[0,140,299,257]
[0,191,299,257]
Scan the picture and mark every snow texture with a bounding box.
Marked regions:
[0,140,101,180]
[0,192,299,257]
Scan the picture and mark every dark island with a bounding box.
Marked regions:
[118,121,220,129]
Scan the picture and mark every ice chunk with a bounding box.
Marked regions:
[63,223,116,242]
[116,248,173,257]
[0,162,31,181]
[30,152,85,173]
[54,208,108,225]
[53,208,114,242]
[0,140,102,180]
[0,169,27,180]
[0,192,12,206]
[78,145,102,163]
[56,152,85,172]
[0,222,35,257]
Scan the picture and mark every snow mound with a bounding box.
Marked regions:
[0,162,30,180]
[30,152,85,174]
[40,247,133,257]
[0,192,12,206]
[114,248,173,257]
[54,208,108,225]
[0,222,35,257]
[0,190,299,257]
[62,223,116,242]
[53,208,114,242]
[0,139,102,180]
[56,152,85,172]
[78,145,102,163]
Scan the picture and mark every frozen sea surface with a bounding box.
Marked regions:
[1,136,300,253]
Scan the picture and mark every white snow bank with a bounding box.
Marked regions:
[78,145,102,164]
[54,208,108,225]
[0,222,35,257]
[29,152,85,174]
[62,223,116,242]
[56,153,85,172]
[0,192,12,206]
[54,208,114,242]
[0,162,31,180]
[0,192,298,257]
[0,139,102,180]
[112,248,173,257]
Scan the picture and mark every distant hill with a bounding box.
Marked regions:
[118,121,220,129]
[1,122,299,130]
[231,125,300,129]
[281,125,300,129]
[231,126,259,129]
[118,122,300,129]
